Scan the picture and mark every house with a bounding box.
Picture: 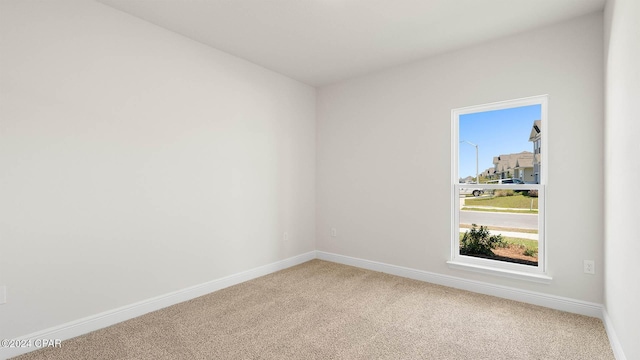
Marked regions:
[514,157,535,183]
[1,0,638,359]
[459,176,475,184]
[492,151,534,181]
[480,167,498,181]
[529,120,542,183]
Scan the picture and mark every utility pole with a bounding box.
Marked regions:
[460,140,479,183]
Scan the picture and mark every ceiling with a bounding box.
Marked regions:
[98,0,606,86]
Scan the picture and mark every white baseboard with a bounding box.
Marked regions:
[320,251,631,358]
[4,250,624,360]
[316,251,604,318]
[1,251,315,360]
[602,308,627,360]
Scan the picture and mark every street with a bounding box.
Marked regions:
[459,210,538,229]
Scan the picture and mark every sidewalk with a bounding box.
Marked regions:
[459,228,538,241]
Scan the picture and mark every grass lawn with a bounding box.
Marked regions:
[465,193,538,209]
[500,236,538,251]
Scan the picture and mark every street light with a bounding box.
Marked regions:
[460,140,478,184]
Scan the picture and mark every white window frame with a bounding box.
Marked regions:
[448,95,551,283]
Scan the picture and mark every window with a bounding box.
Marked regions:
[449,96,549,282]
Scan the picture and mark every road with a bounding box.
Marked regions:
[459,210,538,229]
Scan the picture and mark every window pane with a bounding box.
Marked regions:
[459,187,539,266]
[459,104,541,185]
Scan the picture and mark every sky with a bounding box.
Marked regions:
[458,104,541,180]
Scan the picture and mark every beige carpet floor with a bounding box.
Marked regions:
[14,260,614,359]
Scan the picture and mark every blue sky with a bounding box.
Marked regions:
[458,104,541,179]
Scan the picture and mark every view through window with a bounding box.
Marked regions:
[452,96,547,275]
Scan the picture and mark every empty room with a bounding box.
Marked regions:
[0,0,638,359]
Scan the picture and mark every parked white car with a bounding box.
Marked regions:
[487,178,525,184]
[459,183,484,197]
[460,178,528,196]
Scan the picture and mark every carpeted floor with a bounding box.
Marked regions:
[14,260,614,359]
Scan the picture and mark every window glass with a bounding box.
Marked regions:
[452,96,547,274]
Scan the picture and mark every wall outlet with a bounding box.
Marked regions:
[0,286,6,304]
[331,227,337,237]
[283,232,289,241]
[584,260,595,274]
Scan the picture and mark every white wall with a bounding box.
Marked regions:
[604,0,640,358]
[317,14,604,302]
[0,0,315,339]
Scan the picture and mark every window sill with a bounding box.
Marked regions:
[446,261,552,284]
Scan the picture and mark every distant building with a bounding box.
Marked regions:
[529,120,541,184]
[492,151,535,182]
[480,167,497,180]
[459,175,475,183]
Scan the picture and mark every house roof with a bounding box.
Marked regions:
[493,151,533,172]
[515,157,533,168]
[529,120,541,141]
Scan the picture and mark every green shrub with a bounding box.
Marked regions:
[460,224,505,256]
[523,248,538,257]
[494,189,516,197]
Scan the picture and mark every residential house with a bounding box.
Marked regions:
[529,120,542,183]
[459,175,475,183]
[480,167,498,181]
[514,156,535,183]
[492,151,534,181]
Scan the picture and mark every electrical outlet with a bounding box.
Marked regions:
[283,232,289,241]
[584,260,595,274]
[0,286,6,305]
[331,228,337,237]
